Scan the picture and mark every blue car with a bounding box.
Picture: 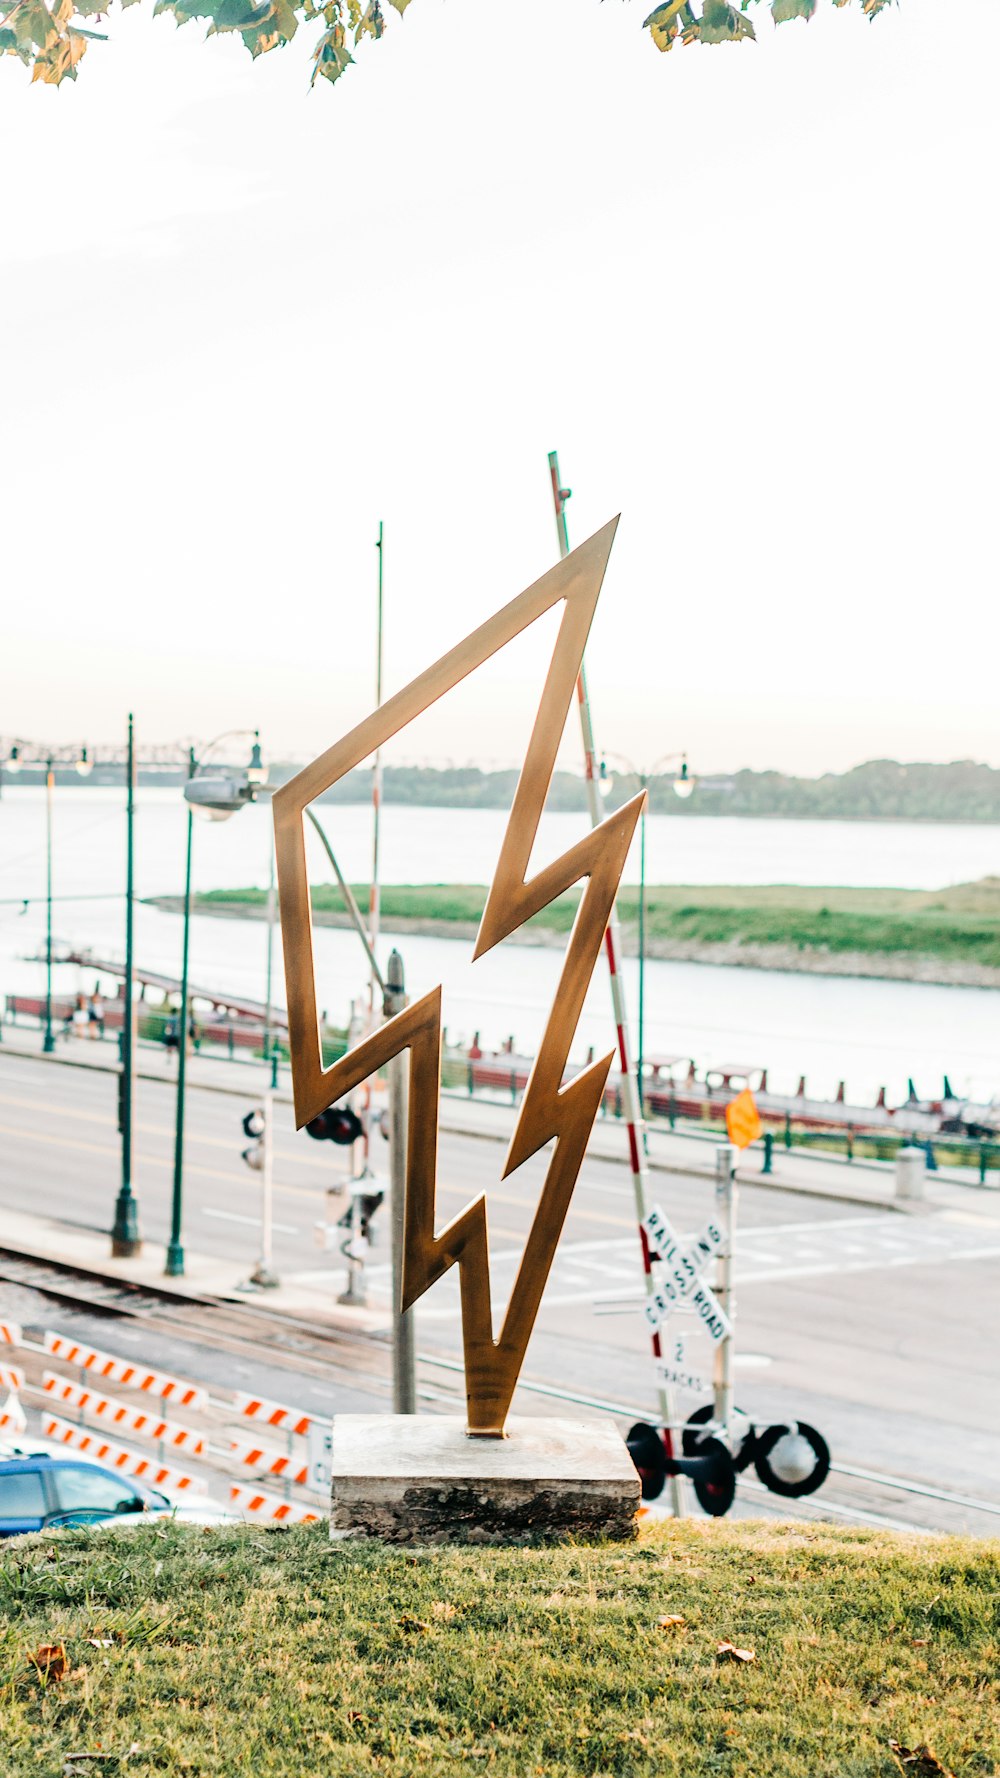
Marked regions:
[0,1448,236,1536]
[0,1454,168,1536]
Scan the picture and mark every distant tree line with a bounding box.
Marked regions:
[306,758,1000,823]
[11,756,998,822]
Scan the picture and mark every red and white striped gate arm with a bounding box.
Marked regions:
[229,1482,318,1523]
[43,1333,208,1410]
[548,451,682,1518]
[42,1372,205,1454]
[229,1438,309,1487]
[233,1392,312,1437]
[42,1414,205,1493]
[0,1365,25,1391]
[0,1322,22,1347]
[0,1403,28,1434]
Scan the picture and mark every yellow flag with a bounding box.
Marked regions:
[726,1087,763,1150]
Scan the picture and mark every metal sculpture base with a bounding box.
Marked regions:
[330,1415,639,1544]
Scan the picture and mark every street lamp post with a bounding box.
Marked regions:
[3,741,92,1056]
[263,841,279,1091]
[111,713,142,1256]
[43,757,55,1053]
[166,746,197,1278]
[167,732,267,1279]
[599,752,694,1115]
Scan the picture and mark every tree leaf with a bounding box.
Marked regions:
[311,18,352,82]
[698,1,757,43]
[354,0,382,39]
[772,0,816,19]
[31,1644,68,1682]
[644,0,685,52]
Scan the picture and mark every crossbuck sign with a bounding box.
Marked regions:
[641,1204,732,1345]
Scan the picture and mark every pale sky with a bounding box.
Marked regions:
[1,0,997,778]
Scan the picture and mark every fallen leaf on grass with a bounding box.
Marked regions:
[397,1615,430,1634]
[716,1642,756,1664]
[656,1615,686,1631]
[87,1638,115,1649]
[431,1601,458,1621]
[30,1644,67,1682]
[888,1742,955,1778]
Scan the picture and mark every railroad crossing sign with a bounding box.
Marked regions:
[654,1332,711,1397]
[641,1204,732,1344]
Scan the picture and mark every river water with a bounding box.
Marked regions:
[1,787,998,1108]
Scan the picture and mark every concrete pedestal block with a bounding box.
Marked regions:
[330,1414,640,1544]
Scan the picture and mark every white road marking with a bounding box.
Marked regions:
[365,1216,1000,1316]
[202,1208,300,1234]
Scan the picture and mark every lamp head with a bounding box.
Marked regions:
[597,757,613,800]
[246,734,268,787]
[5,745,21,775]
[184,774,254,823]
[673,757,694,800]
[76,747,92,779]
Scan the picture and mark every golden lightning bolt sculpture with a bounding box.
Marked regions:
[273,518,643,1435]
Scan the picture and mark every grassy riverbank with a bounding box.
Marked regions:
[4,1519,998,1776]
[178,878,1000,985]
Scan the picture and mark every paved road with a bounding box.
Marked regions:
[2,1049,999,1528]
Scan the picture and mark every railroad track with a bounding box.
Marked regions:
[1,1247,997,1538]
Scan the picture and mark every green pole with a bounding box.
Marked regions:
[637,778,646,1118]
[166,747,195,1277]
[43,759,55,1053]
[112,714,142,1256]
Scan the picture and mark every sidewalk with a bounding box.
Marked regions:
[0,1200,392,1336]
[3,1025,998,1224]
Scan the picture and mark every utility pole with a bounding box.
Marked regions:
[43,758,55,1054]
[371,522,384,1014]
[263,842,279,1090]
[111,713,142,1256]
[166,746,196,1278]
[547,450,684,1518]
[250,1090,278,1288]
[385,946,416,1413]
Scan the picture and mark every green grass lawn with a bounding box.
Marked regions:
[2,1520,998,1776]
[196,878,1000,968]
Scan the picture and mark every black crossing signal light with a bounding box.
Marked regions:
[305,1105,364,1146]
[241,1106,266,1171]
[626,1419,737,1518]
[752,1421,830,1499]
[682,1406,830,1502]
[625,1421,668,1501]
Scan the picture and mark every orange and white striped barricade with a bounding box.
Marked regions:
[0,1365,26,1392]
[42,1414,206,1493]
[233,1395,314,1503]
[43,1333,208,1411]
[0,1392,28,1435]
[41,1372,205,1456]
[228,1437,309,1489]
[229,1482,319,1524]
[233,1392,312,1437]
[0,1322,22,1347]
